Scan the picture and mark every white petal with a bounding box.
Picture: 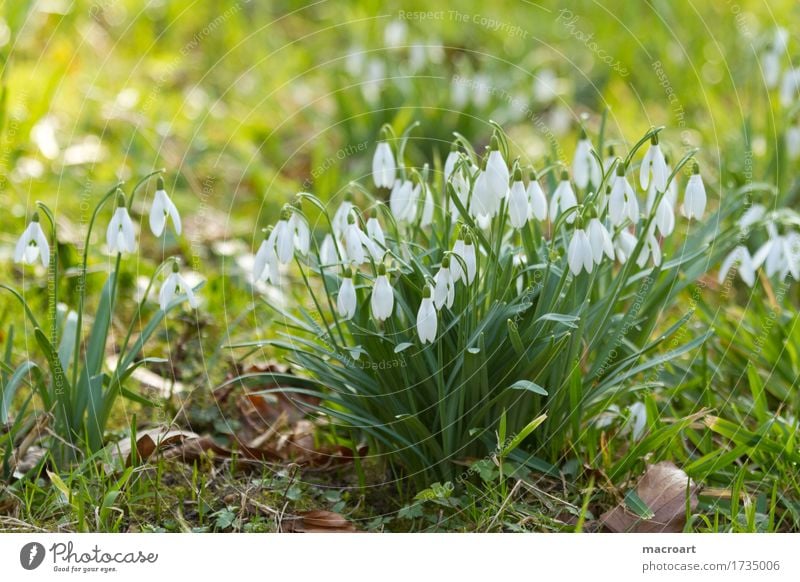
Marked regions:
[149,190,168,236]
[639,145,654,190]
[275,220,294,264]
[508,181,528,228]
[527,181,547,221]
[416,297,437,344]
[464,243,477,284]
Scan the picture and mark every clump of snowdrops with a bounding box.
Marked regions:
[1,173,201,469]
[240,122,722,485]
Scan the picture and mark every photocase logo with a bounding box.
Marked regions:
[20,542,46,570]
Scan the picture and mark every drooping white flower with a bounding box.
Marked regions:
[370,265,394,322]
[784,232,800,280]
[780,68,800,107]
[253,227,279,284]
[603,145,617,174]
[763,50,781,89]
[416,286,437,344]
[753,225,784,277]
[587,218,614,264]
[449,166,471,222]
[421,183,434,227]
[469,165,493,219]
[344,214,367,265]
[390,179,417,222]
[332,201,354,236]
[288,209,310,256]
[471,138,508,219]
[14,213,50,268]
[526,170,548,221]
[433,257,455,310]
[639,136,668,192]
[654,197,675,236]
[572,133,602,189]
[274,214,294,264]
[337,271,357,320]
[567,227,593,275]
[614,230,638,264]
[444,147,460,181]
[106,192,137,255]
[149,177,182,236]
[786,125,800,160]
[681,164,707,220]
[462,235,477,284]
[549,171,577,224]
[609,164,639,226]
[739,204,765,230]
[366,216,387,260]
[159,262,199,310]
[636,230,662,268]
[507,171,529,229]
[718,245,756,287]
[372,140,396,189]
[320,233,341,270]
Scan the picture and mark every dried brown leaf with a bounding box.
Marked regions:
[283,510,356,533]
[601,461,699,533]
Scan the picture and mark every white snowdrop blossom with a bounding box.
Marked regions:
[784,232,800,280]
[462,236,477,284]
[366,216,387,260]
[609,165,639,226]
[780,68,800,107]
[337,272,357,320]
[370,265,394,322]
[614,230,638,264]
[738,204,765,230]
[159,262,199,311]
[421,183,434,227]
[681,164,707,220]
[786,125,800,160]
[372,140,396,188]
[718,245,756,287]
[639,136,668,192]
[344,215,368,265]
[106,193,137,255]
[320,233,341,270]
[526,170,548,221]
[149,177,182,236]
[572,134,602,189]
[416,286,437,344]
[274,215,294,264]
[549,172,578,224]
[444,147,460,180]
[253,227,279,284]
[507,172,529,228]
[587,218,614,264]
[332,201,354,236]
[567,227,593,275]
[390,179,417,222]
[14,213,50,268]
[636,230,662,268]
[288,209,310,256]
[449,166,471,222]
[653,196,675,236]
[433,257,455,310]
[471,138,508,218]
[753,225,785,277]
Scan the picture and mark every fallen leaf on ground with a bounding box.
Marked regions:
[282,510,356,533]
[600,461,699,533]
[105,427,199,472]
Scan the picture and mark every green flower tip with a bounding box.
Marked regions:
[490,134,500,151]
[616,162,626,176]
[343,266,353,278]
[607,145,615,156]
[560,169,569,182]
[116,190,127,207]
[31,211,40,222]
[579,127,587,140]
[513,166,523,182]
[442,256,451,268]
[280,206,292,221]
[156,176,165,190]
[464,233,474,245]
[347,212,356,224]
[449,141,458,152]
[171,260,180,273]
[422,286,432,299]
[377,263,387,276]
[528,167,538,181]
[692,161,700,174]
[263,225,273,239]
[650,132,659,145]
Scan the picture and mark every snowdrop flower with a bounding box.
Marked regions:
[681,163,707,220]
[390,179,417,222]
[106,191,137,255]
[449,165,471,222]
[784,232,800,280]
[370,264,394,322]
[14,212,50,268]
[372,139,396,189]
[507,169,529,229]
[332,201,354,236]
[253,226,279,284]
[444,145,460,181]
[587,218,614,264]
[366,215,387,260]
[614,230,638,264]
[763,49,781,89]
[780,68,800,107]
[274,210,294,264]
[416,286,437,344]
[159,261,199,311]
[653,196,675,236]
[149,177,182,237]
[433,257,455,310]
[609,164,639,226]
[526,169,548,221]
[603,145,617,174]
[639,135,668,192]
[421,182,434,227]
[549,171,577,224]
[462,234,477,284]
[718,245,756,287]
[344,214,368,265]
[320,234,341,270]
[451,232,476,284]
[753,225,784,277]
[567,226,593,275]
[786,123,800,160]
[485,137,509,202]
[572,130,602,190]
[288,207,310,256]
[738,204,765,230]
[337,270,357,320]
[636,229,662,268]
